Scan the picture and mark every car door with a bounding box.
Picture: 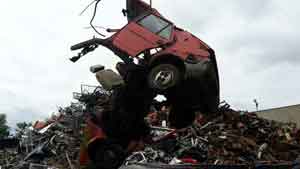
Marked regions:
[112,14,173,57]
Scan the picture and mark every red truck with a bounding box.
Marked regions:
[71,0,219,168]
[71,0,219,114]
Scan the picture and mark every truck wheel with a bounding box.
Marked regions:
[148,64,182,91]
[88,139,126,169]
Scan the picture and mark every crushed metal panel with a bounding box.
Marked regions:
[0,138,19,149]
[73,92,82,100]
[38,123,54,134]
[80,84,98,95]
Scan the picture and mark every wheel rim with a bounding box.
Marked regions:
[154,70,174,89]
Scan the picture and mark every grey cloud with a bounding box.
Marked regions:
[230,0,272,19]
[234,34,300,67]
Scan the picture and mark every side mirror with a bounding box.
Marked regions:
[70,56,81,63]
[90,64,105,73]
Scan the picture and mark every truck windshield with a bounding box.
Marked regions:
[138,14,172,39]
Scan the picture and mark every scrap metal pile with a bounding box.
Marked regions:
[0,103,84,169]
[123,103,300,167]
[1,86,300,169]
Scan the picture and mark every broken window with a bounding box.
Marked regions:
[158,25,172,39]
[138,14,172,39]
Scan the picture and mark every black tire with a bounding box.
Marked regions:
[148,64,182,91]
[88,139,126,169]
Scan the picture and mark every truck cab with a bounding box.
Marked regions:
[71,0,220,114]
[105,1,219,114]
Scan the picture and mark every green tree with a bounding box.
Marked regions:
[0,114,10,138]
[15,122,32,137]
[16,122,32,131]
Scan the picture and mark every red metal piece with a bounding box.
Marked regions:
[180,158,199,164]
[79,116,107,166]
[108,8,212,61]
[111,21,167,57]
[33,121,47,130]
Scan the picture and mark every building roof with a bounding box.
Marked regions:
[256,104,300,126]
[257,104,300,113]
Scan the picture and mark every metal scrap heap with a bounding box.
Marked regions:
[0,104,84,169]
[123,104,300,167]
[1,89,300,168]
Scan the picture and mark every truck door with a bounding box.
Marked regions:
[112,14,173,57]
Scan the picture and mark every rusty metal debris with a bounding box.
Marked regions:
[1,88,300,169]
[0,103,85,169]
[123,103,300,168]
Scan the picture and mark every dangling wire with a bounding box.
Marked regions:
[84,25,107,30]
[90,0,106,37]
[79,0,106,36]
[79,0,97,16]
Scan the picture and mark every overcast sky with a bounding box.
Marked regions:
[0,0,299,127]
